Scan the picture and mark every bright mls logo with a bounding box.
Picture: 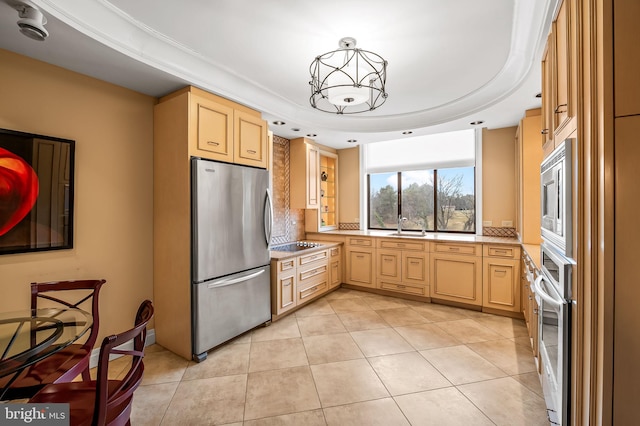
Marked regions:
[1,404,69,425]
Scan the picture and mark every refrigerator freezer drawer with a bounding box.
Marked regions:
[193,265,271,358]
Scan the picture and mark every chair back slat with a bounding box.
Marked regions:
[30,279,106,350]
[92,300,153,426]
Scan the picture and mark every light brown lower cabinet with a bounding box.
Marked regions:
[345,243,375,288]
[271,258,297,316]
[430,251,482,306]
[482,258,520,312]
[482,245,521,313]
[375,240,429,297]
[271,245,343,320]
[329,246,342,289]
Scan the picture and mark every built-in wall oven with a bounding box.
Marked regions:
[533,243,574,425]
[541,139,573,258]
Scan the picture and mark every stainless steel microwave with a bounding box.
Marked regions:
[541,139,573,258]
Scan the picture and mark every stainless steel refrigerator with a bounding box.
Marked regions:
[191,158,272,362]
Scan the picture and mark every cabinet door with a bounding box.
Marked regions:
[234,110,268,168]
[307,145,320,208]
[192,95,234,161]
[430,254,482,306]
[402,251,428,286]
[553,0,572,134]
[329,246,342,289]
[330,259,341,289]
[482,258,520,312]
[276,273,296,314]
[345,247,375,288]
[377,249,401,283]
[541,41,554,146]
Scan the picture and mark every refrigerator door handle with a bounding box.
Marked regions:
[207,269,266,289]
[264,188,273,245]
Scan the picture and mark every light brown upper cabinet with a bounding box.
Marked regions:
[541,38,554,150]
[515,109,543,245]
[290,138,320,209]
[541,0,577,153]
[614,0,640,117]
[182,86,268,168]
[552,0,572,134]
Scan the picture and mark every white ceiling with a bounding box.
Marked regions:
[0,0,558,149]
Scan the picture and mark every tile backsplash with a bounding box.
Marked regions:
[482,226,518,238]
[271,135,305,245]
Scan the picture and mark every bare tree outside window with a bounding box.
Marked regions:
[368,167,475,233]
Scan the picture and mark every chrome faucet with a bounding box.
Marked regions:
[397,215,406,233]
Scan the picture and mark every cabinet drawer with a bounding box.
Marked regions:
[484,245,520,259]
[298,263,328,283]
[431,242,481,256]
[298,250,328,266]
[330,246,341,257]
[297,279,328,303]
[278,259,296,272]
[378,281,427,296]
[347,237,373,247]
[378,239,425,251]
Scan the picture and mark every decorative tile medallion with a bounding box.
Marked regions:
[482,226,518,238]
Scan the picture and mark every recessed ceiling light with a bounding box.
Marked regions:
[535,92,542,98]
[470,120,484,126]
[291,128,300,132]
[272,121,285,125]
[347,139,358,143]
[307,133,317,138]
[402,131,413,135]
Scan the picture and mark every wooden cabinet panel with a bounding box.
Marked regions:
[192,95,234,161]
[431,242,481,256]
[378,281,427,296]
[377,249,401,282]
[347,237,373,247]
[402,251,428,285]
[271,259,297,316]
[516,110,543,245]
[483,258,520,312]
[290,138,320,209]
[346,247,375,288]
[298,250,328,267]
[297,279,328,304]
[614,0,640,116]
[234,110,267,168]
[430,253,482,306]
[378,239,425,251]
[329,246,342,289]
[541,41,553,146]
[553,0,571,133]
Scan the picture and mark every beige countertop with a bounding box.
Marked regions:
[270,241,342,260]
[308,229,521,245]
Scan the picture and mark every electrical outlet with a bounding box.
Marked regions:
[483,221,492,226]
[502,220,513,227]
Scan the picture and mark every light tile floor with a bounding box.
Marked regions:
[123,289,549,425]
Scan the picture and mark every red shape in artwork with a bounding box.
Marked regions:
[0,147,39,236]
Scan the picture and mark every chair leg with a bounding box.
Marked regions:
[81,368,91,381]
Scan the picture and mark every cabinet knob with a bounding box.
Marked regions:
[207,141,220,146]
[541,129,549,135]
[247,149,257,154]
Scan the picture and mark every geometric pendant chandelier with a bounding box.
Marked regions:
[309,37,388,114]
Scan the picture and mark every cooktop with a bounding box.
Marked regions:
[271,241,324,252]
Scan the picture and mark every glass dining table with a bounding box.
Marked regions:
[0,307,92,400]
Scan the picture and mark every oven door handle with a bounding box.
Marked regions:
[532,275,566,308]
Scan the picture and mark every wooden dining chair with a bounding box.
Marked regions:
[0,279,106,399]
[29,300,154,426]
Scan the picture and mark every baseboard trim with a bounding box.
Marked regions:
[89,328,156,369]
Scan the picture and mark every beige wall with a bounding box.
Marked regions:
[337,146,360,224]
[482,127,517,227]
[0,49,155,343]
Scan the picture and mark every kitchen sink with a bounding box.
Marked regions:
[386,231,426,238]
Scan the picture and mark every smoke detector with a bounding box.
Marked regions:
[8,0,49,41]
